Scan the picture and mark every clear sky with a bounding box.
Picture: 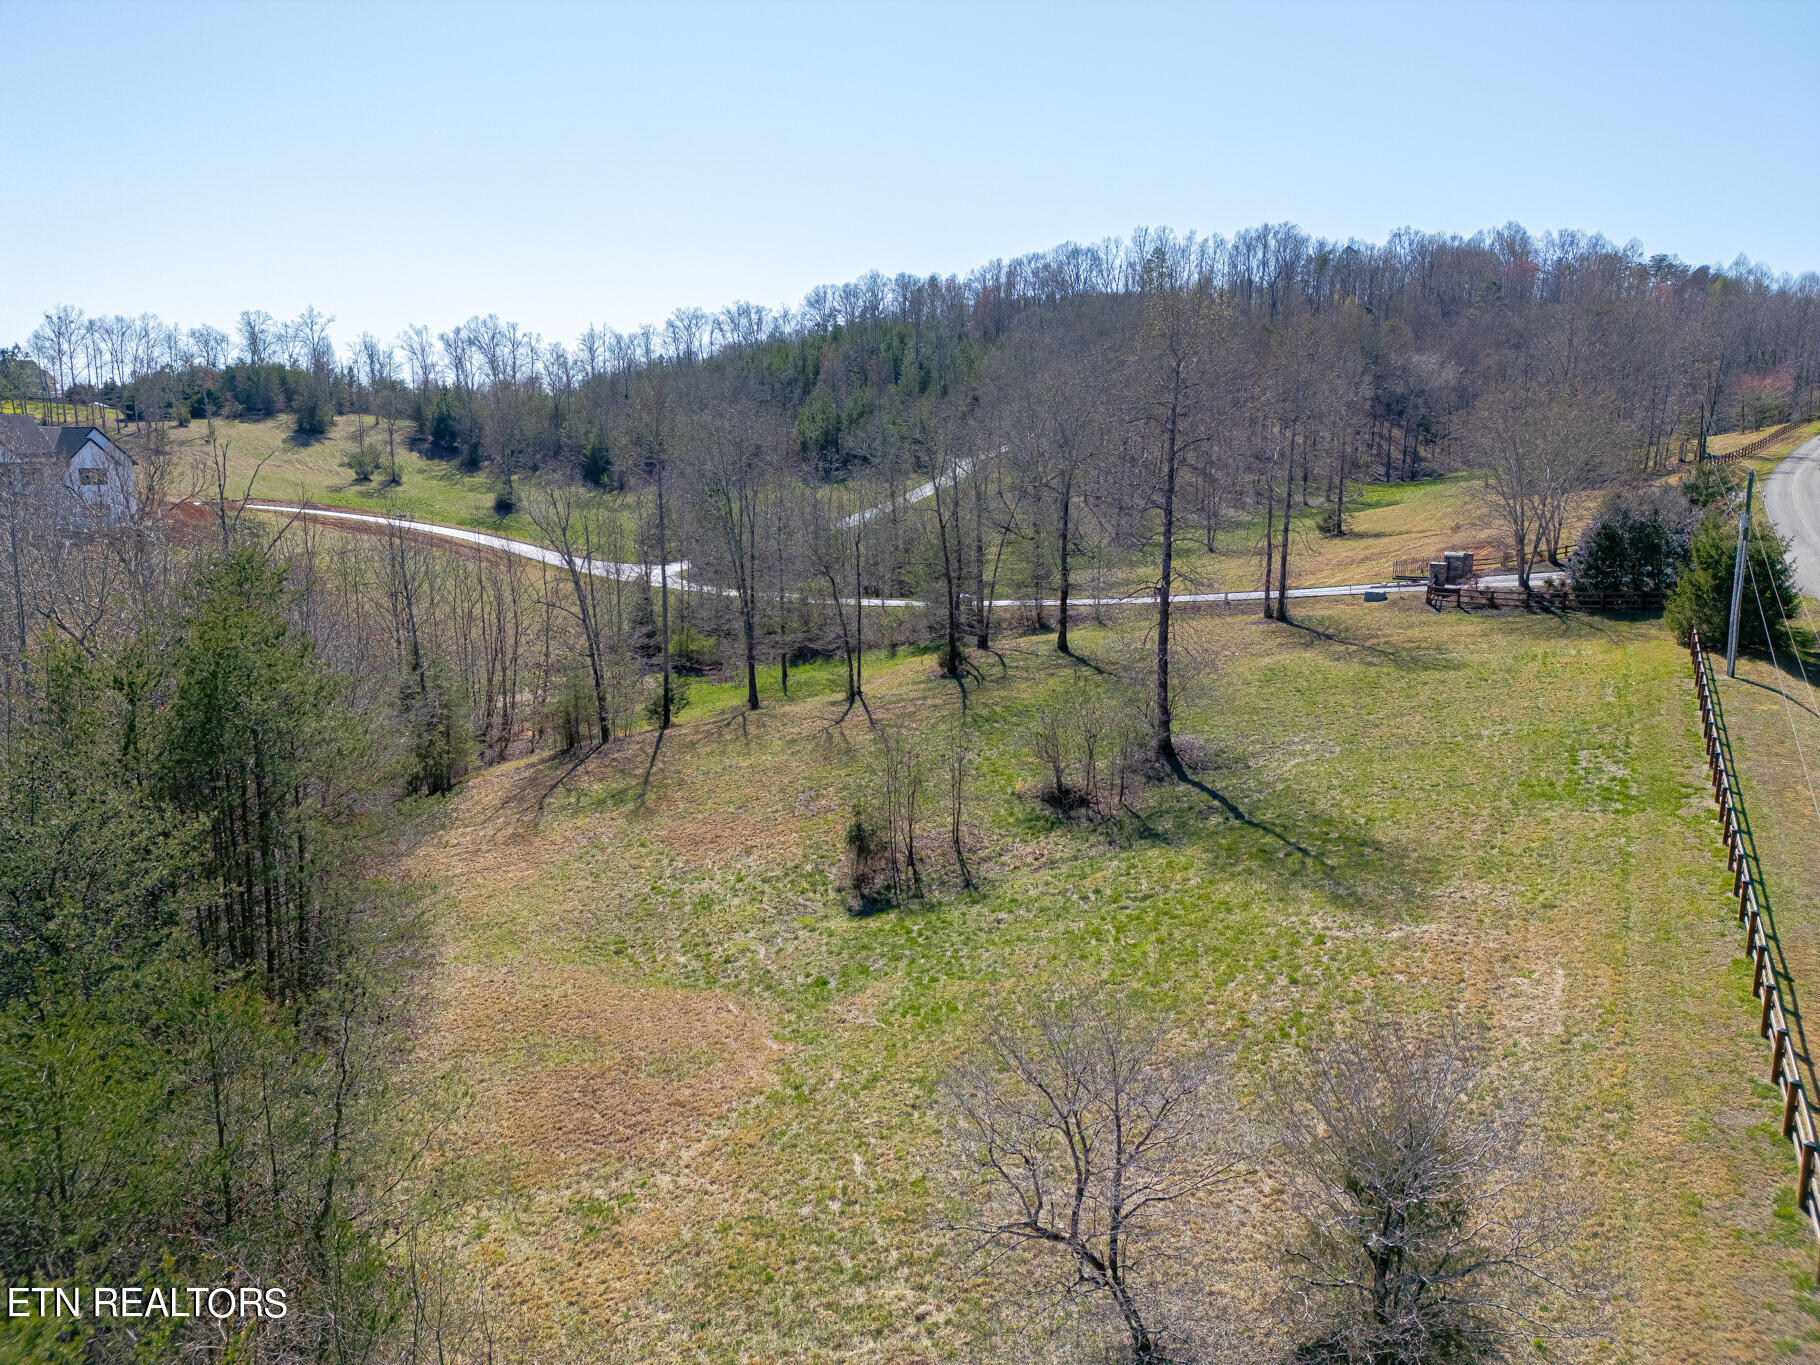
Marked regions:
[4,0,1816,353]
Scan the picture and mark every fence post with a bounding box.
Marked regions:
[1689,628,1820,1262]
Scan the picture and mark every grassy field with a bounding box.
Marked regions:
[118,413,553,538]
[129,424,1570,600]
[396,599,1810,1362]
[0,398,118,425]
[1709,420,1820,467]
[1716,637,1820,1285]
[1168,471,1512,591]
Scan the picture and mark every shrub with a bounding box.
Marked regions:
[342,440,381,483]
[1684,459,1739,509]
[580,431,613,487]
[668,627,717,673]
[404,672,474,796]
[429,403,460,454]
[550,669,596,752]
[1664,511,1800,656]
[1281,1015,1586,1364]
[292,383,330,438]
[643,673,689,727]
[1568,487,1696,597]
[844,803,894,910]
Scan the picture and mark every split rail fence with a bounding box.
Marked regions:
[1710,420,1805,465]
[1424,583,1662,612]
[1690,627,1820,1269]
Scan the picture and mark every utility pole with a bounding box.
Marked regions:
[1726,468,1755,678]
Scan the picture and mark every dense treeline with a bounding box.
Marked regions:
[0,480,502,1360]
[18,220,1816,765]
[18,222,1819,472]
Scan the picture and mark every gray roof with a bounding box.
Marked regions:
[0,414,54,458]
[53,426,100,458]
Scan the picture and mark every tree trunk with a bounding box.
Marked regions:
[744,514,759,711]
[973,468,990,648]
[1056,472,1073,655]
[1153,423,1179,765]
[656,463,673,729]
[1262,479,1276,620]
[776,494,789,696]
[1277,431,1295,621]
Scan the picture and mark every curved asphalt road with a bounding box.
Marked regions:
[245,499,1555,610]
[1763,435,1820,600]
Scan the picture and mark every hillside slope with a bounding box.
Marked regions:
[396,601,1811,1362]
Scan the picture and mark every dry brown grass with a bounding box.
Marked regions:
[455,967,775,1171]
[1708,419,1820,463]
[391,605,1819,1362]
[1166,472,1518,591]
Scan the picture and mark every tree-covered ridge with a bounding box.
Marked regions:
[21,222,1818,486]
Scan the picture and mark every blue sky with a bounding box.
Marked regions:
[4,0,1816,352]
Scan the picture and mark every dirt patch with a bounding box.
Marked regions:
[647,806,800,865]
[445,967,776,1174]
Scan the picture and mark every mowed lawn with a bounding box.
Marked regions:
[401,585,1801,1360]
[1173,471,1514,589]
[1708,420,1820,466]
[118,413,549,536]
[985,472,1525,605]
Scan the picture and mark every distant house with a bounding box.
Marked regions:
[0,414,137,519]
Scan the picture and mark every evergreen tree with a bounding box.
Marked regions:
[1665,511,1800,656]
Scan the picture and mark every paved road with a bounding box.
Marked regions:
[246,499,1556,610]
[1762,435,1820,599]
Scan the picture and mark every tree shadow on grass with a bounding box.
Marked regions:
[1078,744,1434,916]
[1279,615,1461,671]
[1735,669,1820,721]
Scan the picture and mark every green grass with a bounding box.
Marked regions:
[972,471,1523,609]
[1707,419,1820,465]
[402,599,1805,1362]
[116,412,600,540]
[1171,470,1512,588]
[0,397,117,425]
[1744,420,1820,478]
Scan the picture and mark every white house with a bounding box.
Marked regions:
[0,414,137,519]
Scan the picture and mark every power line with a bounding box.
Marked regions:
[1761,554,1820,729]
[1745,553,1820,832]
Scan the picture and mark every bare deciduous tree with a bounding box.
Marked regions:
[1278,1014,1592,1364]
[1472,387,1616,588]
[941,999,1246,1364]
[1130,246,1224,765]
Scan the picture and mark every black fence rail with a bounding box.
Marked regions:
[1711,420,1805,464]
[1690,628,1820,1271]
[1425,583,1662,612]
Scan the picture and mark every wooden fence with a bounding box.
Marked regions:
[1690,628,1820,1270]
[1710,420,1805,465]
[1424,583,1661,612]
[1393,544,1577,582]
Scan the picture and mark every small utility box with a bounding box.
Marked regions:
[1428,561,1448,587]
